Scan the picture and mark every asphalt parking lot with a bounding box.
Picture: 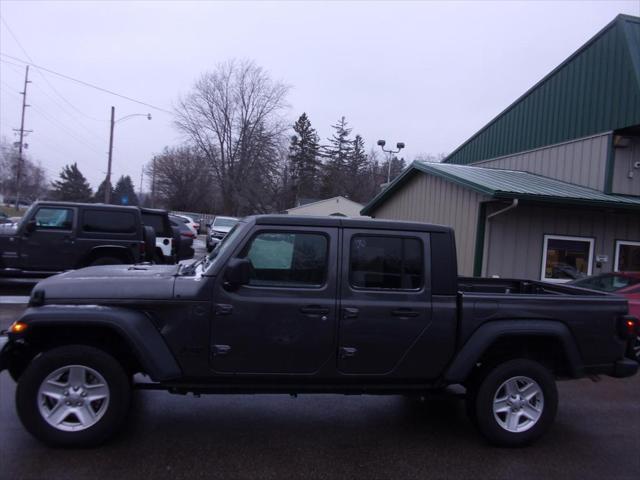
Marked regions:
[1,237,639,479]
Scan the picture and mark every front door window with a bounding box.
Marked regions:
[541,235,594,283]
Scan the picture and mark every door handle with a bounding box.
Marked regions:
[343,307,359,319]
[340,346,358,359]
[391,308,420,317]
[300,305,329,315]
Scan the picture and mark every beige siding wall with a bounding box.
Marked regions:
[484,203,640,280]
[371,173,488,276]
[612,137,640,196]
[473,133,610,190]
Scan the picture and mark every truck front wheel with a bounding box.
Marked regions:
[16,345,131,447]
[467,359,558,447]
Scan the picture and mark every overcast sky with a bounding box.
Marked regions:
[1,0,638,190]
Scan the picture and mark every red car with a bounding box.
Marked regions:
[571,272,640,360]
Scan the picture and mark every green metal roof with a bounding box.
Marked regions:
[444,14,640,166]
[361,161,640,215]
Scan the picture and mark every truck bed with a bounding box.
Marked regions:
[458,277,609,296]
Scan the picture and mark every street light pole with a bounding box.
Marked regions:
[105,106,115,203]
[103,108,151,204]
[377,140,405,184]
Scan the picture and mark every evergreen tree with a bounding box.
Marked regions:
[94,179,114,203]
[287,113,321,205]
[345,134,368,202]
[113,175,139,206]
[321,116,353,198]
[51,163,93,202]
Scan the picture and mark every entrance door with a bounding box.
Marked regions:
[24,206,76,271]
[211,226,338,375]
[337,229,432,375]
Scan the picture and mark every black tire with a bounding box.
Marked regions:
[16,345,131,448]
[89,257,123,266]
[466,359,557,447]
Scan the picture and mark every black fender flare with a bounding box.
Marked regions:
[15,305,182,381]
[443,320,584,383]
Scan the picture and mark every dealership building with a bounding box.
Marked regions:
[362,14,640,282]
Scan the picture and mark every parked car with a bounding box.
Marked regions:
[570,272,640,360]
[1,215,637,448]
[173,214,198,236]
[0,201,153,279]
[141,208,176,264]
[206,216,238,252]
[169,214,195,261]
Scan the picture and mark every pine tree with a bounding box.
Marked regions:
[321,116,353,198]
[287,113,321,205]
[113,175,139,206]
[345,134,368,202]
[94,179,114,203]
[51,163,93,202]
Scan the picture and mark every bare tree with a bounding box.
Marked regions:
[174,60,290,215]
[146,145,215,212]
[0,138,49,203]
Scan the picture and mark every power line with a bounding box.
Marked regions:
[30,104,105,156]
[0,52,173,114]
[0,15,104,122]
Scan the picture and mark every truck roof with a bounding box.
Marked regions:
[251,215,452,233]
[33,201,141,212]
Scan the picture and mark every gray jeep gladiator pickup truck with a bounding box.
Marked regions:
[0,215,638,448]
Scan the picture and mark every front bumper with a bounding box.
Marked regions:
[0,334,9,371]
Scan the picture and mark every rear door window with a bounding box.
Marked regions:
[349,235,424,290]
[82,210,137,234]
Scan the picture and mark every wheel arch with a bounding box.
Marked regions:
[444,320,584,384]
[79,246,134,267]
[9,305,182,382]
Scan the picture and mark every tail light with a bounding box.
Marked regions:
[618,315,640,339]
[140,241,146,255]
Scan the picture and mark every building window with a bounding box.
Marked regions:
[241,232,328,287]
[350,235,423,290]
[541,235,594,283]
[614,241,640,272]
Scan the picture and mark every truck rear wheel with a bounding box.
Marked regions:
[466,359,557,447]
[89,257,122,266]
[16,345,131,447]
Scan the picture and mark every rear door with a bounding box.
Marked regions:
[211,225,339,374]
[337,229,432,375]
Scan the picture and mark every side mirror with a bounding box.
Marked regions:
[224,258,251,288]
[24,219,36,234]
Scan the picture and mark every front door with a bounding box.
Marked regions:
[337,229,432,375]
[23,206,76,271]
[211,226,338,374]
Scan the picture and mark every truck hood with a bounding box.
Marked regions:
[32,264,179,302]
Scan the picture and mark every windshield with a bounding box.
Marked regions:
[181,223,243,276]
[213,217,238,227]
[572,274,640,292]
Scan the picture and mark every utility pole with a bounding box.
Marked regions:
[105,106,115,203]
[13,65,32,210]
[139,167,144,200]
[150,156,157,208]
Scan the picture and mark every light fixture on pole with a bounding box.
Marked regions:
[104,108,152,203]
[377,139,405,184]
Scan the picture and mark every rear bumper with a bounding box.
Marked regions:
[585,358,639,378]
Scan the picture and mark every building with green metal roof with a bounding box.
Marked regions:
[362,14,640,281]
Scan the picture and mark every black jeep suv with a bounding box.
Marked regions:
[0,201,153,279]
